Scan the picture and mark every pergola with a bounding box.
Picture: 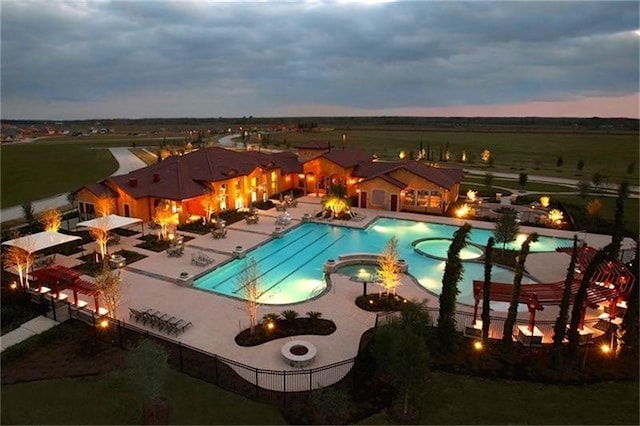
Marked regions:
[77,214,144,234]
[1,231,82,254]
[472,245,636,331]
[30,265,102,313]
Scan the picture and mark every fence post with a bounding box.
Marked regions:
[214,355,219,386]
[92,310,97,338]
[283,371,287,406]
[178,342,183,372]
[255,368,259,400]
[51,297,57,322]
[117,320,124,349]
[309,369,313,393]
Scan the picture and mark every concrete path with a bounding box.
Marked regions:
[0,315,59,352]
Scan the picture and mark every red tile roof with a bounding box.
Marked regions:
[320,149,374,168]
[353,160,464,190]
[107,147,301,200]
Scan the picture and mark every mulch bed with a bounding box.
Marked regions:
[355,293,409,312]
[235,318,336,347]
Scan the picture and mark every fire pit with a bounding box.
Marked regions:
[281,340,316,368]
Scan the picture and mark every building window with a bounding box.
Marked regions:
[403,189,415,206]
[79,202,95,220]
[270,171,278,194]
[417,190,430,207]
[372,189,385,206]
[430,190,442,208]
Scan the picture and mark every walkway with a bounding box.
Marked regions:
[0,316,59,352]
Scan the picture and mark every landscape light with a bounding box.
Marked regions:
[474,341,483,351]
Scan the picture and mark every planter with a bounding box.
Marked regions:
[176,272,193,287]
[323,259,336,273]
[233,245,246,258]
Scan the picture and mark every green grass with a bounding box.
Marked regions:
[0,369,285,425]
[269,129,639,183]
[358,371,639,425]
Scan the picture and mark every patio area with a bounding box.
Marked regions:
[5,195,635,381]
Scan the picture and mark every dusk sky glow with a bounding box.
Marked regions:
[2,0,639,120]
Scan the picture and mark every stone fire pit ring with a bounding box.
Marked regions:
[281,340,317,368]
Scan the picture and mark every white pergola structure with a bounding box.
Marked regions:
[76,214,144,234]
[1,231,83,254]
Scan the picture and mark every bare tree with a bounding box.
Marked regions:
[153,201,176,240]
[237,257,261,335]
[94,263,122,317]
[90,216,110,261]
[96,195,115,217]
[377,236,401,296]
[40,207,62,232]
[200,187,218,224]
[2,233,35,289]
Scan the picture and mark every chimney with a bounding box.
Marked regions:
[153,173,160,183]
[128,178,138,187]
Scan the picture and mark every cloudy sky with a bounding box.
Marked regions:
[2,0,639,120]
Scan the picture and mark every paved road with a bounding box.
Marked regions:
[0,148,147,223]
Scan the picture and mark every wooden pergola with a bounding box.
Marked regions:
[30,265,102,313]
[472,245,635,331]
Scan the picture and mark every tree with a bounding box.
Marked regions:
[153,201,176,240]
[493,208,519,251]
[577,159,585,172]
[551,235,579,369]
[127,339,170,424]
[502,233,538,352]
[577,181,591,198]
[586,198,603,220]
[94,263,122,318]
[483,173,494,191]
[374,301,431,417]
[481,237,495,342]
[437,223,472,353]
[237,257,261,336]
[2,233,35,289]
[96,195,115,217]
[518,172,528,189]
[39,207,62,232]
[21,202,36,229]
[89,216,110,261]
[592,172,603,188]
[200,187,218,224]
[377,236,401,296]
[567,244,614,358]
[556,156,564,168]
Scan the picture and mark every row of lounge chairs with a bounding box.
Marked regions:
[129,307,192,335]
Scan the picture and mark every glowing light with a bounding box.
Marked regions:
[99,319,109,328]
[516,233,528,245]
[539,196,550,208]
[267,322,275,330]
[10,282,18,290]
[600,344,611,354]
[547,209,564,225]
[399,150,406,159]
[481,149,491,163]
[466,189,477,202]
[455,204,470,218]
[474,341,483,351]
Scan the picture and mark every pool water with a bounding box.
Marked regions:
[194,217,574,305]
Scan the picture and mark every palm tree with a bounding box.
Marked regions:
[481,237,495,342]
[551,235,579,369]
[502,233,538,352]
[437,223,472,353]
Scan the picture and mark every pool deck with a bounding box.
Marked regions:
[18,195,635,374]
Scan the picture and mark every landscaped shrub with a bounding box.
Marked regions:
[252,200,274,210]
[280,309,299,321]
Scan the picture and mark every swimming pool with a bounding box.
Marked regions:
[194,217,574,305]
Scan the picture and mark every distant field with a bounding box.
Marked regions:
[268,129,639,183]
[1,127,637,210]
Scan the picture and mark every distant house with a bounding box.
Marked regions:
[301,148,464,213]
[75,147,302,223]
[75,146,465,224]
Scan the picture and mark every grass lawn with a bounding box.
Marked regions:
[269,129,639,183]
[0,369,285,425]
[358,371,639,425]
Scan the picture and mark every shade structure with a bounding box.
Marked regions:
[1,231,82,254]
[77,214,142,232]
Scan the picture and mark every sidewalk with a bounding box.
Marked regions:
[0,316,60,352]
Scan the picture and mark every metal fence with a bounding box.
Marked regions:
[375,307,602,344]
[45,298,359,407]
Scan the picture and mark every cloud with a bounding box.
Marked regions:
[1,0,638,119]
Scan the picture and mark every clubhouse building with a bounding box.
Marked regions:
[74,142,464,223]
